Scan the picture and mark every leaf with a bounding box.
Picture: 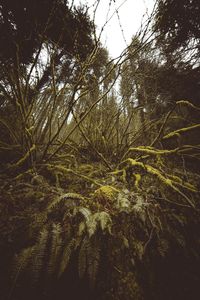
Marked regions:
[86,216,98,238]
[48,223,62,276]
[78,222,86,236]
[48,193,84,211]
[58,239,75,278]
[76,207,91,221]
[98,212,112,232]
[78,238,88,278]
[117,193,131,211]
[87,239,100,289]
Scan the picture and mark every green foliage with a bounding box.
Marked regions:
[0,4,200,298]
[4,155,199,299]
[58,238,77,278]
[78,236,100,288]
[0,0,94,65]
[0,96,199,300]
[154,0,200,55]
[11,247,34,287]
[48,192,85,211]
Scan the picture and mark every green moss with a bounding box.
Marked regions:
[94,185,120,201]
[128,146,178,156]
[13,144,36,168]
[119,158,196,207]
[163,124,200,140]
[78,164,94,172]
[134,174,141,189]
[45,164,102,187]
[167,174,197,192]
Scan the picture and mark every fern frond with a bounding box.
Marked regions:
[48,223,62,277]
[116,193,131,211]
[31,227,49,284]
[74,206,91,221]
[10,247,34,299]
[87,238,100,289]
[78,237,89,279]
[78,221,86,236]
[58,238,76,278]
[86,215,98,238]
[31,212,48,228]
[97,212,112,232]
[134,241,144,260]
[11,246,34,281]
[86,212,112,237]
[157,239,169,257]
[48,193,84,211]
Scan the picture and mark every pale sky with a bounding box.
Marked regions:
[72,0,155,58]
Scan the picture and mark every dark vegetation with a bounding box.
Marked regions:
[0,0,200,299]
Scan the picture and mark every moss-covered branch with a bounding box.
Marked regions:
[163,124,200,140]
[114,158,197,207]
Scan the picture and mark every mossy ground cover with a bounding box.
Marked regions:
[0,153,200,300]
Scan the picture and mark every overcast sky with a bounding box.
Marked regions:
[72,0,155,58]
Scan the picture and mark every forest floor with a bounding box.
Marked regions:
[0,153,200,300]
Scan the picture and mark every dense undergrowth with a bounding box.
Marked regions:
[1,121,200,300]
[0,2,200,298]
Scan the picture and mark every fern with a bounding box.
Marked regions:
[31,212,48,229]
[157,239,169,257]
[86,212,112,237]
[48,193,84,211]
[74,207,112,236]
[133,195,145,213]
[10,246,34,297]
[78,237,89,279]
[30,227,49,284]
[116,193,131,211]
[97,212,112,232]
[11,228,49,289]
[87,237,100,288]
[74,206,91,221]
[134,241,144,260]
[58,238,81,278]
[77,236,100,288]
[48,223,62,277]
[86,215,98,238]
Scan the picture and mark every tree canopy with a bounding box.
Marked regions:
[154,0,200,57]
[0,0,94,65]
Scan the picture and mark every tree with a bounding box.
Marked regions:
[154,0,200,107]
[0,0,96,170]
[0,0,94,65]
[154,0,200,59]
[120,36,163,148]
